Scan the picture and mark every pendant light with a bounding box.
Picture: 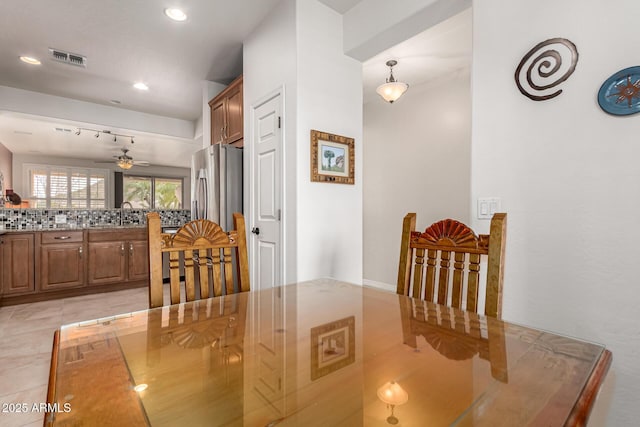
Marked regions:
[376,60,409,104]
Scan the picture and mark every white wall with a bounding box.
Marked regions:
[472,0,640,424]
[296,0,363,284]
[0,142,11,192]
[0,86,194,139]
[243,0,298,283]
[363,70,471,289]
[244,0,363,285]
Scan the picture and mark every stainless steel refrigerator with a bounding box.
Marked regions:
[191,144,243,230]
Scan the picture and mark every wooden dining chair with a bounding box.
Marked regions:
[397,213,506,318]
[147,212,250,308]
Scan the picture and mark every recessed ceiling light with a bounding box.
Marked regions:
[164,8,187,21]
[133,82,149,91]
[20,56,41,65]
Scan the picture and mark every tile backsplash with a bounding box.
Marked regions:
[0,208,190,231]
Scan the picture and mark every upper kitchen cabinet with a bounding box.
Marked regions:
[210,75,243,146]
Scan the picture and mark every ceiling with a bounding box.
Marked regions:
[0,0,281,121]
[362,8,471,104]
[0,0,470,169]
[0,0,282,169]
[0,111,195,169]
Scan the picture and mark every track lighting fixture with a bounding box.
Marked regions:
[75,128,135,144]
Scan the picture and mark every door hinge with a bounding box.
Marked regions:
[278,116,281,129]
[277,209,281,221]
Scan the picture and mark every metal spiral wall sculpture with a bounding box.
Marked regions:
[515,37,578,101]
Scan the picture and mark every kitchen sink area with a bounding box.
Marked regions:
[0,207,190,306]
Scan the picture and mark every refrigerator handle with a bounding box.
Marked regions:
[202,177,208,220]
[218,144,227,229]
[195,171,208,220]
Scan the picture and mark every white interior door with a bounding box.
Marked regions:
[250,91,282,291]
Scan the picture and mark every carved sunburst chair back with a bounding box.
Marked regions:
[397,213,506,318]
[147,212,250,308]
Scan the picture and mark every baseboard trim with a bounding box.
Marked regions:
[362,279,395,293]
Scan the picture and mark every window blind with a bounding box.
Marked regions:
[24,164,108,208]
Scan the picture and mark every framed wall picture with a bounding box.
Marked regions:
[310,130,355,184]
[310,316,356,380]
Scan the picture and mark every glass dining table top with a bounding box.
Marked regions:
[46,279,611,426]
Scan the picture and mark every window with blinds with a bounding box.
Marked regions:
[24,164,108,208]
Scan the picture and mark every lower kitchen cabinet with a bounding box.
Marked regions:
[1,227,150,306]
[128,239,149,282]
[1,233,35,295]
[40,231,85,291]
[87,229,148,286]
[88,241,126,285]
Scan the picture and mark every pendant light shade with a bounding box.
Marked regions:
[376,60,409,103]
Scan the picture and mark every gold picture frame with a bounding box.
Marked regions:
[310,129,355,184]
[310,316,355,380]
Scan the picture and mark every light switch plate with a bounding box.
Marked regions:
[54,214,67,224]
[477,197,501,220]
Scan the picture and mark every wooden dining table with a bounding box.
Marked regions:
[45,279,611,426]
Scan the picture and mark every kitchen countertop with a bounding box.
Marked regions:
[0,225,149,233]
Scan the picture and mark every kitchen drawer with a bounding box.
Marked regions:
[41,230,84,244]
[88,228,146,242]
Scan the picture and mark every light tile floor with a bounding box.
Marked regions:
[0,288,149,427]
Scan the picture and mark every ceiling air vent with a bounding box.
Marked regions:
[48,48,87,68]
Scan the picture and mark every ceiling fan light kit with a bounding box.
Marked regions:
[376,60,409,103]
[117,154,134,170]
[112,148,148,170]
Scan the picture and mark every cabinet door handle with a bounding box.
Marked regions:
[220,127,225,143]
[129,243,134,256]
[54,236,71,240]
[121,243,125,256]
[78,246,83,258]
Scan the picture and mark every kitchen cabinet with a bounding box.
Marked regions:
[210,75,243,146]
[1,233,35,295]
[128,239,149,281]
[0,227,151,306]
[87,241,126,284]
[39,231,85,291]
[87,228,148,285]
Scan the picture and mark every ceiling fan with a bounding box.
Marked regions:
[96,148,150,170]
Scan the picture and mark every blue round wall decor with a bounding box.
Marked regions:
[598,66,640,116]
